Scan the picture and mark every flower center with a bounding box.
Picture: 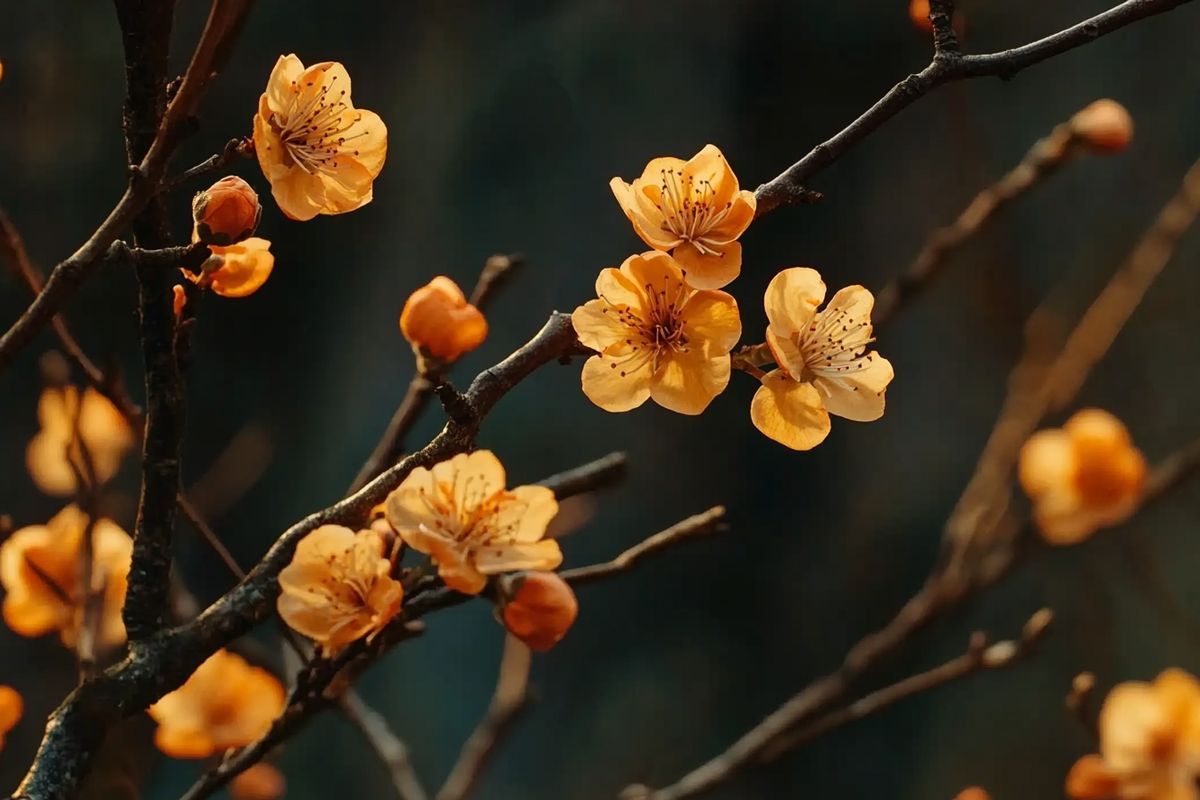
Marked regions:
[274,73,368,176]
[600,278,692,377]
[798,305,876,381]
[655,167,733,252]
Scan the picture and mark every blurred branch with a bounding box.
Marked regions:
[436,636,533,800]
[754,0,1195,214]
[874,109,1098,325]
[0,0,254,375]
[623,611,1052,800]
[347,254,523,494]
[537,451,628,497]
[560,506,728,586]
[0,207,144,425]
[340,692,429,800]
[624,155,1200,799]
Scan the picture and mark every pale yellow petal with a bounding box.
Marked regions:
[26,431,79,497]
[580,353,652,412]
[765,328,806,379]
[1018,429,1076,500]
[682,144,738,208]
[344,109,387,178]
[649,351,730,415]
[595,264,645,310]
[822,284,875,327]
[572,299,634,355]
[453,451,507,515]
[317,156,375,215]
[750,371,831,451]
[474,541,563,574]
[764,267,825,337]
[265,54,306,116]
[504,485,559,543]
[683,289,741,355]
[623,250,686,294]
[708,191,757,243]
[813,354,893,422]
[672,240,740,290]
[269,168,326,222]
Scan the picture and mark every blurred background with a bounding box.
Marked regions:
[2,1,1200,797]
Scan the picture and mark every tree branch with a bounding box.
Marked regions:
[436,636,532,800]
[754,0,1195,215]
[873,106,1099,326]
[536,451,628,497]
[347,254,523,494]
[0,0,253,375]
[560,506,727,586]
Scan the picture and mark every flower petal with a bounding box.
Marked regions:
[1018,429,1076,500]
[269,168,327,222]
[502,485,559,543]
[750,371,831,451]
[572,299,633,354]
[475,541,563,574]
[649,351,730,415]
[764,267,825,338]
[822,284,875,328]
[581,354,652,412]
[813,354,893,422]
[265,54,306,117]
[683,289,741,356]
[672,240,740,290]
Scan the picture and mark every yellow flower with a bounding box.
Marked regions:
[0,505,131,649]
[384,450,561,595]
[498,571,578,652]
[1071,99,1134,153]
[1019,409,1146,545]
[1067,669,1200,800]
[26,386,135,496]
[231,763,287,800]
[0,685,22,752]
[183,237,275,298]
[751,267,894,450]
[399,276,489,362]
[610,144,756,289]
[276,525,405,655]
[572,251,741,415]
[148,649,285,759]
[253,54,387,221]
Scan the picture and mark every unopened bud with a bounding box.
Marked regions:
[497,571,578,652]
[1070,99,1134,153]
[192,176,262,246]
[399,276,488,362]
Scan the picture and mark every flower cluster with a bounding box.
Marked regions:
[574,145,893,449]
[1019,409,1146,545]
[1067,669,1200,800]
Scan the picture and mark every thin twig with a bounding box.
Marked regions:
[622,611,1052,800]
[754,0,1195,214]
[165,136,253,191]
[0,0,254,375]
[0,207,144,425]
[874,112,1093,325]
[341,692,429,800]
[175,494,244,579]
[437,636,533,800]
[560,506,727,586]
[348,254,523,494]
[1066,671,1100,740]
[536,451,628,498]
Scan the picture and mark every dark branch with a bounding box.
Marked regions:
[754,0,1195,215]
[536,451,628,498]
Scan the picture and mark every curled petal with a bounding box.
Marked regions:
[813,354,893,422]
[764,267,825,338]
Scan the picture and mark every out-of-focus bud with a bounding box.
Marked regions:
[192,176,262,246]
[172,284,187,319]
[230,763,286,800]
[952,789,990,800]
[1070,100,1134,153]
[497,571,578,652]
[908,0,933,33]
[1065,754,1120,799]
[399,276,488,362]
[0,685,23,750]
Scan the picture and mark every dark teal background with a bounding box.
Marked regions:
[2,1,1200,797]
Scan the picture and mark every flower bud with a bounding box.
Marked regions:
[908,0,933,33]
[1070,100,1134,153]
[192,176,262,246]
[498,571,578,652]
[1065,755,1120,799]
[953,789,990,800]
[0,685,23,749]
[399,276,488,362]
[230,763,286,800]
